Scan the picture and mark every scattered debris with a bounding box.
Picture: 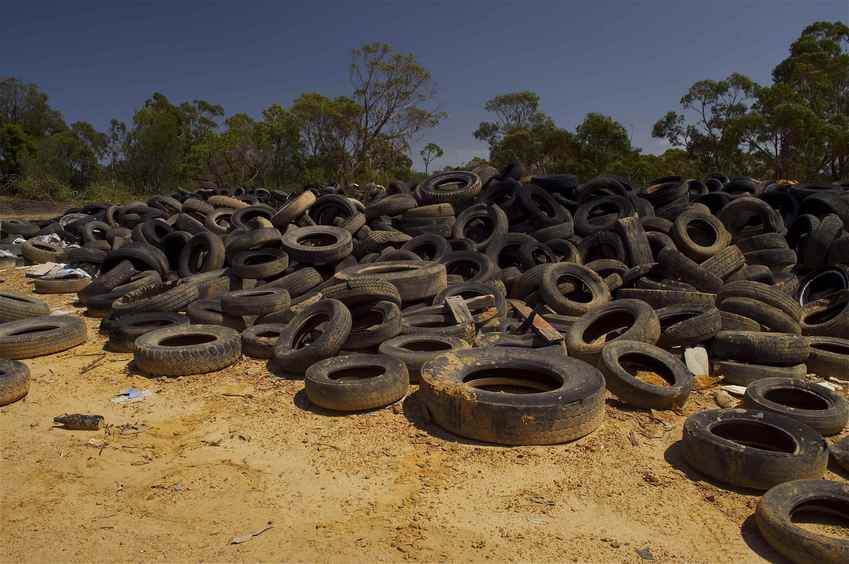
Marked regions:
[111,388,154,404]
[53,414,104,430]
[720,385,747,396]
[714,390,737,408]
[636,546,655,560]
[684,347,708,377]
[230,522,273,545]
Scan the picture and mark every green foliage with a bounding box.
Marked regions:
[420,142,444,173]
[0,123,36,177]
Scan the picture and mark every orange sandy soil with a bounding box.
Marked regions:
[1,266,847,563]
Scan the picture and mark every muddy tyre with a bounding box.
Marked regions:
[419,347,605,445]
[0,359,30,406]
[743,378,848,436]
[271,299,352,374]
[0,315,87,359]
[0,292,50,322]
[682,409,827,490]
[599,340,693,410]
[756,479,849,564]
[305,353,409,411]
[134,324,242,376]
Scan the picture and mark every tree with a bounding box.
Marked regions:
[420,142,443,173]
[474,91,551,147]
[0,78,66,138]
[350,43,444,178]
[0,123,36,179]
[574,113,635,177]
[652,73,756,174]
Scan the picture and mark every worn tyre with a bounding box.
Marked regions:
[599,340,693,409]
[743,377,848,436]
[272,299,352,374]
[0,292,50,322]
[0,315,87,359]
[134,324,242,376]
[0,359,30,406]
[305,353,409,411]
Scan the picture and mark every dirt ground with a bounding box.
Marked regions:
[0,197,70,221]
[1,265,847,563]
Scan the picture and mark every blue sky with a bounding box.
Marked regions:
[2,1,847,170]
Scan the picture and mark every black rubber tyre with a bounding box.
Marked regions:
[21,239,63,264]
[801,214,843,270]
[112,280,200,317]
[261,267,323,297]
[517,183,568,227]
[599,340,693,409]
[102,244,169,276]
[225,227,283,257]
[109,312,189,353]
[0,292,51,322]
[271,191,316,227]
[134,324,242,376]
[806,336,849,381]
[365,194,418,220]
[85,271,162,314]
[671,210,731,261]
[419,347,605,445]
[718,280,802,320]
[700,245,745,280]
[346,301,402,349]
[378,334,470,383]
[433,281,506,326]
[221,288,290,316]
[801,292,849,338]
[32,276,91,295]
[230,248,290,280]
[539,263,611,316]
[745,248,797,270]
[615,215,654,267]
[614,288,716,308]
[281,226,353,265]
[438,251,498,284]
[241,323,286,358]
[272,299,352,374]
[577,231,628,264]
[565,299,660,360]
[719,311,762,332]
[715,361,807,386]
[756,479,849,564]
[305,353,409,411]
[743,377,848,436]
[657,247,723,293]
[718,197,785,240]
[417,171,481,204]
[186,298,246,330]
[335,261,447,303]
[0,315,87,359]
[574,196,634,236]
[719,297,801,334]
[737,232,789,253]
[711,331,810,366]
[656,304,722,348]
[0,359,30,406]
[312,278,402,308]
[177,232,226,278]
[682,409,827,490]
[401,234,452,262]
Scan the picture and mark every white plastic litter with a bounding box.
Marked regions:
[684,346,709,377]
[31,233,64,247]
[41,266,92,280]
[816,381,839,392]
[720,385,747,396]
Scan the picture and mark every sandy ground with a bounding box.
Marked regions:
[1,265,847,563]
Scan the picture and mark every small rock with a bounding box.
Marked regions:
[391,403,402,414]
[637,547,655,561]
[714,390,737,408]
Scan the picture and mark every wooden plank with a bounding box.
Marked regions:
[508,299,565,344]
[445,295,476,342]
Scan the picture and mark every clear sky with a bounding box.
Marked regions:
[2,0,847,170]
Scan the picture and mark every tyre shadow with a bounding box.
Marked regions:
[266,359,305,380]
[292,388,387,418]
[739,514,792,564]
[663,441,764,497]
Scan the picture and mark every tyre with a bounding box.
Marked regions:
[599,340,693,409]
[657,247,723,293]
[719,297,801,334]
[715,361,807,386]
[0,315,87,359]
[801,291,849,338]
[345,301,402,349]
[671,210,731,261]
[221,288,290,316]
[112,280,200,317]
[109,312,189,353]
[756,479,849,564]
[711,331,810,366]
[241,323,286,358]
[700,245,745,280]
[453,204,509,251]
[33,277,91,294]
[335,261,447,303]
[230,249,290,280]
[743,377,848,436]
[656,304,722,348]
[0,292,50,322]
[260,267,323,297]
[281,226,353,265]
[21,239,63,264]
[187,298,246,330]
[682,409,827,490]
[417,171,481,204]
[271,191,316,227]
[177,232,226,278]
[615,215,654,267]
[539,263,611,316]
[378,334,470,383]
[271,299,352,374]
[615,288,716,308]
[0,359,30,406]
[401,234,452,262]
[438,251,498,284]
[134,324,242,376]
[806,336,849,381]
[565,299,660,360]
[419,347,605,445]
[305,353,409,411]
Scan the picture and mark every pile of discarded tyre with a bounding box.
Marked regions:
[2,167,849,561]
